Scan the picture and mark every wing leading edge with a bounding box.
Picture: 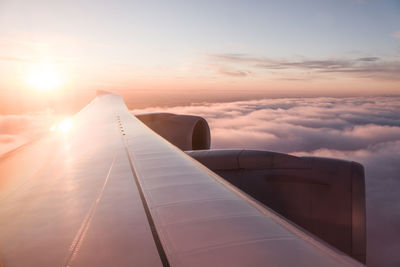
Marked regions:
[0,93,363,266]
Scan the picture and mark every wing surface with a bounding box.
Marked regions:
[0,93,362,266]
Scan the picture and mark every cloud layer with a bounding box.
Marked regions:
[132,96,400,266]
[0,113,44,154]
[208,53,400,81]
[0,112,62,156]
[0,96,399,266]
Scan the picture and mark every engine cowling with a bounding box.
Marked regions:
[186,149,366,263]
[136,113,211,150]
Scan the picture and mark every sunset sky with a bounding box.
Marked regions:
[1,1,400,266]
[1,0,400,113]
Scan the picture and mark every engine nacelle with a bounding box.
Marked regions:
[186,149,366,263]
[136,113,211,151]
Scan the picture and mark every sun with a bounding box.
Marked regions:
[27,64,62,92]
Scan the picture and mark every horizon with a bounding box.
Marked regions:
[1,1,400,266]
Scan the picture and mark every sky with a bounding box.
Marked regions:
[1,1,400,265]
[0,0,400,113]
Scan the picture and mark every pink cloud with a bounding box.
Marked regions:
[392,31,400,39]
[132,96,400,266]
[0,112,58,155]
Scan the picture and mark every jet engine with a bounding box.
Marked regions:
[186,149,366,263]
[136,113,211,151]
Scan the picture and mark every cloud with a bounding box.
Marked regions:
[357,57,380,62]
[392,31,400,39]
[208,54,400,80]
[217,66,250,77]
[0,134,29,156]
[132,96,400,266]
[0,113,57,156]
[1,96,399,266]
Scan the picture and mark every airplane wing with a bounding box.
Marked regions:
[0,93,363,266]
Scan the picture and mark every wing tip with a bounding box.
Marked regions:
[96,90,113,96]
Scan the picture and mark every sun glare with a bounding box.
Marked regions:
[27,65,62,92]
[58,119,73,133]
[50,118,74,133]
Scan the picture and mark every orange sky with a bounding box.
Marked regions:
[0,0,399,113]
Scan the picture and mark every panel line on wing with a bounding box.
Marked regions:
[63,152,117,267]
[122,139,171,267]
